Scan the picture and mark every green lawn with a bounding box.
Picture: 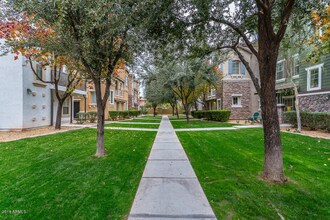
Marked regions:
[105,123,159,129]
[177,129,330,219]
[129,118,162,123]
[139,115,163,119]
[0,129,156,219]
[171,120,236,129]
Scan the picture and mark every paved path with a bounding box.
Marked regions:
[128,116,216,220]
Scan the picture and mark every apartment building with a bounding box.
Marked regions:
[82,65,140,118]
[275,53,330,112]
[204,48,260,119]
[0,51,86,130]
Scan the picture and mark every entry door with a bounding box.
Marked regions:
[216,99,222,110]
[74,101,80,118]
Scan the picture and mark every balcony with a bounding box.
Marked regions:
[51,71,86,93]
[115,90,123,97]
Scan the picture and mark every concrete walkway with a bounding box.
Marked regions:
[128,116,216,220]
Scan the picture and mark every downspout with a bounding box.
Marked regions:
[70,95,73,124]
[50,69,54,126]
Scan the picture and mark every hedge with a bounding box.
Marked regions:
[76,111,98,123]
[108,110,141,120]
[284,111,330,131]
[191,110,206,119]
[191,110,231,122]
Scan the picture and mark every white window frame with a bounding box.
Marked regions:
[292,54,299,78]
[110,90,114,104]
[276,59,285,82]
[90,91,96,105]
[306,63,323,91]
[231,94,242,107]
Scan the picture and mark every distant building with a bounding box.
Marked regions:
[205,47,260,119]
[80,65,140,119]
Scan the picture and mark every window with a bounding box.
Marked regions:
[293,55,299,76]
[232,60,240,75]
[110,90,114,104]
[125,76,128,87]
[63,99,70,115]
[276,60,285,81]
[90,91,96,104]
[36,64,43,81]
[232,95,242,107]
[306,64,323,91]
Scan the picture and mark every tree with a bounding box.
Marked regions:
[145,77,164,117]
[308,4,330,62]
[0,14,84,130]
[139,0,324,182]
[157,58,219,123]
[14,0,137,157]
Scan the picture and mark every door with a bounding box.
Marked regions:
[74,101,80,118]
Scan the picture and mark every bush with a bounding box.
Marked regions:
[87,112,98,123]
[108,110,142,120]
[191,110,206,119]
[128,110,141,117]
[205,110,231,122]
[284,111,330,131]
[109,111,120,120]
[76,112,87,124]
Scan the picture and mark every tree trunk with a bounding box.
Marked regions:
[294,85,301,132]
[171,104,175,116]
[55,100,64,129]
[183,102,190,124]
[95,109,106,157]
[176,104,179,119]
[153,106,157,117]
[258,41,286,183]
[94,79,106,157]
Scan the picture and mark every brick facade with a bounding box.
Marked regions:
[299,93,330,112]
[222,80,252,119]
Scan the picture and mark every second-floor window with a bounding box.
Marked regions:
[293,55,299,76]
[232,60,240,75]
[307,64,323,91]
[276,60,285,80]
[36,64,43,81]
[90,91,96,104]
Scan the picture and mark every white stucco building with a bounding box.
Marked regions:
[0,51,86,130]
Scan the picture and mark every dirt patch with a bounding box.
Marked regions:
[0,126,81,142]
[282,127,330,140]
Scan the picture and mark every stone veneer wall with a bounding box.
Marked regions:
[299,93,330,112]
[222,80,252,119]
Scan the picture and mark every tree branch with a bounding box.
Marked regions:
[276,0,295,41]
[28,58,53,84]
[211,17,258,57]
[233,46,261,95]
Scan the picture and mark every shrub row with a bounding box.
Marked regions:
[284,111,330,131]
[108,110,142,120]
[191,110,231,122]
[76,111,98,124]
